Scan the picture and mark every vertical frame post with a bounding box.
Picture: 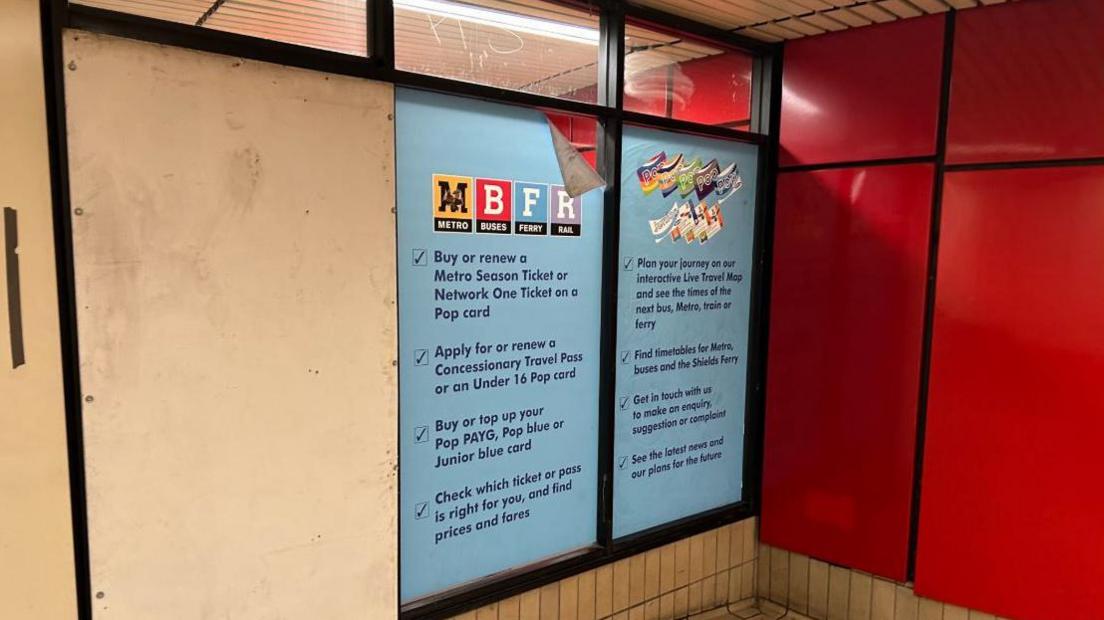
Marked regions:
[595,0,624,545]
[907,9,956,581]
[743,45,783,517]
[39,0,93,618]
[372,0,394,70]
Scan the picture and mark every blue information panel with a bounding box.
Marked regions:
[613,126,758,538]
[397,89,603,602]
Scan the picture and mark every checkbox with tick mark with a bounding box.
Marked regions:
[414,349,428,366]
[414,426,429,443]
[619,396,630,410]
[414,502,429,520]
[620,350,631,364]
[412,248,428,266]
[618,456,629,470]
[623,256,634,271]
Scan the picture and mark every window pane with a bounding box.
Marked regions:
[73,0,369,56]
[395,89,604,602]
[614,125,760,537]
[394,0,600,103]
[624,23,754,129]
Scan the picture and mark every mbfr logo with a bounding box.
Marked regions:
[513,182,548,235]
[432,174,473,233]
[475,178,512,234]
[549,185,581,236]
[430,174,582,237]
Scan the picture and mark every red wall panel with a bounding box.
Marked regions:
[762,164,934,580]
[946,0,1104,165]
[779,16,944,167]
[546,112,572,142]
[915,166,1104,619]
[570,116,596,150]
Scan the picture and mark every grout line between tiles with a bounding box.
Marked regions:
[868,571,873,620]
[594,558,758,620]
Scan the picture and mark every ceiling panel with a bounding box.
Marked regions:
[822,7,874,27]
[775,17,826,36]
[909,0,950,13]
[849,2,898,23]
[798,11,849,31]
[877,0,923,18]
[631,0,1014,41]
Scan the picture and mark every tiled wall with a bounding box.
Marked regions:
[452,517,759,620]
[755,544,1009,620]
[447,520,1024,620]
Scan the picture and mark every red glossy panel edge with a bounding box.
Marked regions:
[946,0,1104,164]
[762,164,934,580]
[779,16,944,167]
[915,166,1104,619]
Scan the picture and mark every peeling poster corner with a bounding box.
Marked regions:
[547,117,606,198]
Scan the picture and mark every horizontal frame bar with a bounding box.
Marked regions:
[945,156,1104,172]
[391,70,611,119]
[778,156,1104,177]
[623,112,770,146]
[778,154,937,173]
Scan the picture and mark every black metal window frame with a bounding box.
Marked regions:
[39,0,783,618]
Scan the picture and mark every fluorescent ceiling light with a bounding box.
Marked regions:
[395,0,600,45]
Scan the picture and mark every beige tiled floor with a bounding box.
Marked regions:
[452,518,760,620]
[687,600,807,620]
[452,521,1014,620]
[756,544,1009,620]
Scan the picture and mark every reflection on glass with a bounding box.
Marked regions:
[624,24,754,129]
[74,0,370,56]
[395,0,600,103]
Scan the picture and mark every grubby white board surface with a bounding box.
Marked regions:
[64,31,397,619]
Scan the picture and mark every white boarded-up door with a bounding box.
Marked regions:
[64,31,398,619]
